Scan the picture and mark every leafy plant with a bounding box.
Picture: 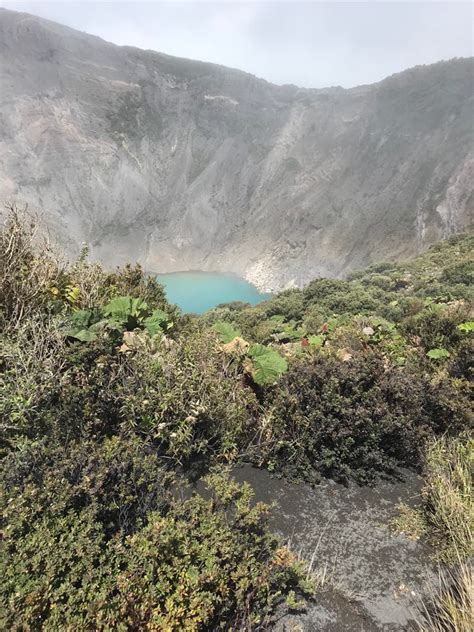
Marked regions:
[213,320,241,343]
[307,334,324,347]
[457,321,474,333]
[213,323,288,385]
[66,297,173,343]
[247,344,288,385]
[103,295,150,329]
[270,317,305,343]
[427,348,451,360]
[143,308,173,336]
[64,284,81,306]
[66,308,106,341]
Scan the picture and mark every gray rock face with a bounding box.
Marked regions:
[1,8,472,290]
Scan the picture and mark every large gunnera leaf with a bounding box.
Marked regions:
[66,309,98,341]
[213,321,241,344]
[103,296,149,329]
[247,344,288,385]
[143,309,172,336]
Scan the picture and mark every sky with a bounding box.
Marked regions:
[1,1,472,88]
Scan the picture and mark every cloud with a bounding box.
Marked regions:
[1,1,472,87]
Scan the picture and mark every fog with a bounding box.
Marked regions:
[1,1,472,87]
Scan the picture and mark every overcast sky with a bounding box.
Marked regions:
[1,1,472,88]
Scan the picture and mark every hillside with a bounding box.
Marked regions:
[0,8,472,290]
[1,207,472,629]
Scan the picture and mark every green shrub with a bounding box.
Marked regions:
[263,289,305,321]
[118,330,259,467]
[441,260,474,286]
[302,304,327,333]
[1,474,312,631]
[302,278,383,317]
[402,302,470,355]
[1,436,172,537]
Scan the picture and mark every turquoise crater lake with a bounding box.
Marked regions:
[156,271,271,314]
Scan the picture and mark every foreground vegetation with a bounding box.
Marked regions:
[0,206,472,629]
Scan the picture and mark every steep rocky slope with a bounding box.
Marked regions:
[0,8,472,290]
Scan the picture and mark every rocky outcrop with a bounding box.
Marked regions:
[0,8,472,290]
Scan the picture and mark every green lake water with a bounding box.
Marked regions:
[156,271,271,314]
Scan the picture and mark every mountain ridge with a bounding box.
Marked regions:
[0,8,472,290]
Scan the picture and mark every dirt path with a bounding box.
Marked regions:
[231,465,436,631]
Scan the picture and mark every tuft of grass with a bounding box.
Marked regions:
[391,503,428,541]
[421,558,473,632]
[423,437,473,562]
[0,203,63,329]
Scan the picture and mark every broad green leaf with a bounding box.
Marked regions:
[213,321,241,344]
[129,297,149,318]
[426,348,450,360]
[308,335,324,347]
[248,344,288,385]
[143,309,170,336]
[66,309,99,341]
[69,328,97,342]
[89,319,111,332]
[103,296,149,323]
[282,323,305,341]
[69,309,93,329]
[457,321,474,333]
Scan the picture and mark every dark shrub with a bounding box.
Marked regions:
[440,260,474,286]
[1,436,172,537]
[266,353,470,483]
[449,338,474,381]
[263,289,305,321]
[44,336,130,441]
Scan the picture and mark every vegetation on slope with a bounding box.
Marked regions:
[204,232,473,482]
[0,208,311,630]
[0,205,472,629]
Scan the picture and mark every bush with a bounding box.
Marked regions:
[303,278,383,317]
[1,436,173,537]
[402,302,470,355]
[263,289,305,321]
[264,353,470,483]
[441,260,474,286]
[127,331,258,466]
[0,205,64,328]
[1,332,129,445]
[1,474,312,631]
